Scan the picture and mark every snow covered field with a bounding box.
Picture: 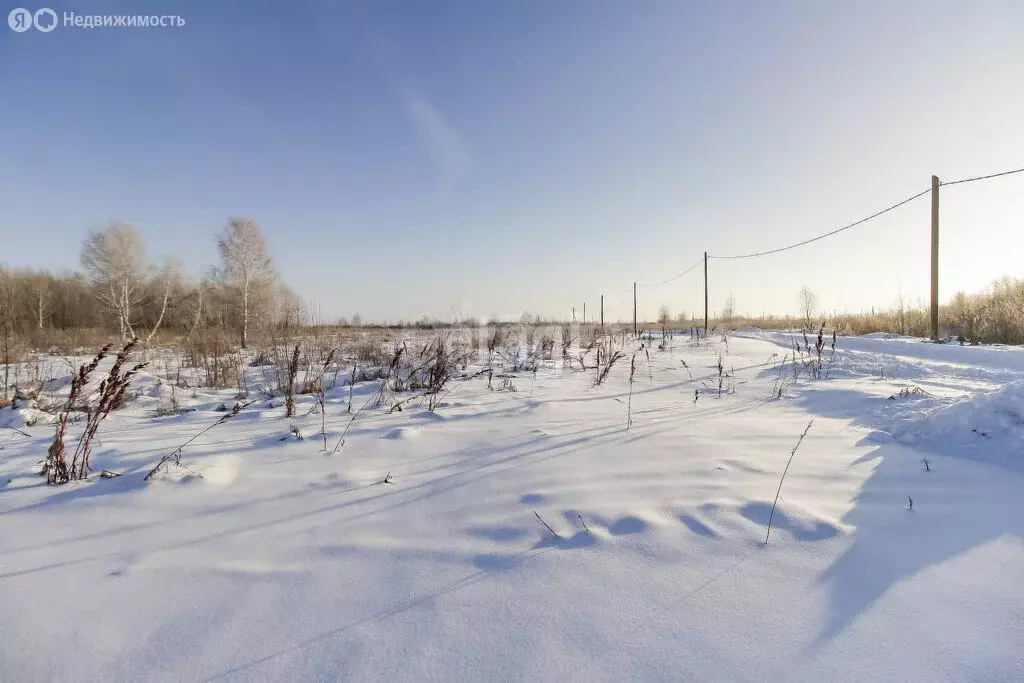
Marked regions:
[1,330,1022,682]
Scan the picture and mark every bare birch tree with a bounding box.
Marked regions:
[0,268,15,403]
[144,258,182,345]
[214,218,277,349]
[721,295,736,327]
[799,286,818,330]
[25,271,50,329]
[80,222,146,339]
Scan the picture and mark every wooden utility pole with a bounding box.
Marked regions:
[633,282,637,337]
[583,302,586,325]
[600,294,604,330]
[703,251,709,333]
[930,175,940,341]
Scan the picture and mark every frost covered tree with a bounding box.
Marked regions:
[213,218,277,348]
[80,222,146,339]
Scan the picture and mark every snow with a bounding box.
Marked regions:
[2,330,1023,681]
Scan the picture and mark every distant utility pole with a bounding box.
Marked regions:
[703,251,709,333]
[583,302,586,325]
[633,282,638,336]
[572,306,575,323]
[600,294,604,330]
[930,175,940,341]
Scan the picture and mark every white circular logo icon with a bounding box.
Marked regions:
[8,7,32,31]
[33,7,57,32]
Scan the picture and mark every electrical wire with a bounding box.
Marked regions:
[636,258,704,287]
[707,187,931,260]
[940,166,1024,186]
[584,163,1022,314]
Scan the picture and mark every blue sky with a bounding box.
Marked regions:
[2,1,1023,323]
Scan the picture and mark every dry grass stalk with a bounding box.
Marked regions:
[69,339,148,480]
[42,344,111,485]
[285,341,301,418]
[765,419,814,545]
[626,353,637,429]
[145,400,253,480]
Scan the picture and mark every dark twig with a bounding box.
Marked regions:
[534,510,560,539]
[3,424,31,438]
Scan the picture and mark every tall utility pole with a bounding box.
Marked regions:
[600,294,604,330]
[930,175,940,341]
[703,251,709,333]
[583,302,586,325]
[572,306,575,323]
[633,282,638,337]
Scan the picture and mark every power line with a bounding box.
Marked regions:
[707,187,931,260]
[590,162,1023,321]
[940,166,1024,186]
[637,257,704,287]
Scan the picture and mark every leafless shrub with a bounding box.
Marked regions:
[594,337,624,386]
[426,337,454,411]
[302,347,337,396]
[184,327,239,389]
[771,353,795,399]
[581,326,598,353]
[502,335,525,372]
[375,346,406,408]
[351,337,389,366]
[487,325,507,357]
[153,377,182,417]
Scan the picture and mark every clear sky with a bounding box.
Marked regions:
[2,1,1022,323]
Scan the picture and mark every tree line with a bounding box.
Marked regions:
[0,218,303,350]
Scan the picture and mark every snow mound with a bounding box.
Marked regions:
[888,381,1024,469]
[1,407,55,429]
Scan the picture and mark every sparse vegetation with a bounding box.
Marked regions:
[145,400,253,480]
[765,419,814,545]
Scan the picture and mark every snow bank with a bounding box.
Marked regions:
[887,381,1024,469]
